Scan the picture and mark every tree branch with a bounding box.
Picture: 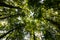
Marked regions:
[0,2,21,9]
[0,13,21,20]
[0,27,17,39]
[45,18,60,29]
[0,24,24,39]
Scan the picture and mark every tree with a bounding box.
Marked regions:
[0,0,60,40]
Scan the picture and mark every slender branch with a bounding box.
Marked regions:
[45,30,56,40]
[45,18,60,29]
[0,24,24,39]
[0,13,21,20]
[0,2,21,9]
[0,27,17,39]
[33,33,35,40]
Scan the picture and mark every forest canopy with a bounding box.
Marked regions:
[0,0,60,40]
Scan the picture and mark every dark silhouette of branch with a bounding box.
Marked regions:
[0,27,17,39]
[0,13,21,20]
[0,2,21,9]
[33,33,35,40]
[0,24,24,39]
[45,30,56,40]
[45,18,60,29]
[44,0,60,10]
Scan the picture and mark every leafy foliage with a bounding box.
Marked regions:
[0,0,60,40]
